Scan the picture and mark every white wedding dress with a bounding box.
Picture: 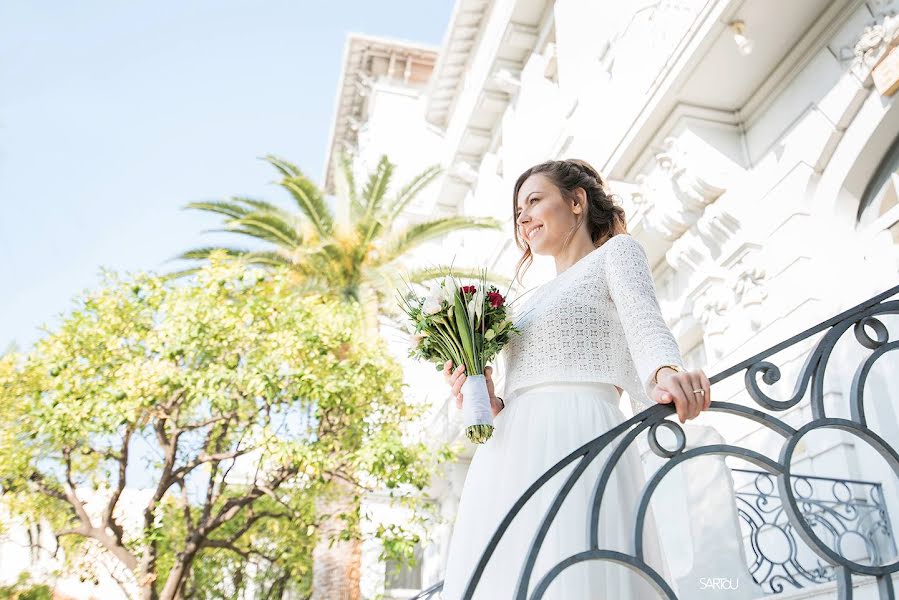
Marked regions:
[440,235,685,600]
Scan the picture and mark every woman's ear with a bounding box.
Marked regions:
[572,187,587,214]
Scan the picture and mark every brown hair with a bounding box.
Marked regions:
[511,158,628,285]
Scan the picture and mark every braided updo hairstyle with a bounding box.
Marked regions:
[511,158,628,285]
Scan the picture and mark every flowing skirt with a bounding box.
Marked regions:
[440,381,671,600]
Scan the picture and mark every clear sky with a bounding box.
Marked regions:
[0,1,455,351]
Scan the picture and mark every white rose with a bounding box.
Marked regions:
[467,287,485,325]
[423,296,442,315]
[473,288,485,320]
[422,283,447,315]
[440,281,455,305]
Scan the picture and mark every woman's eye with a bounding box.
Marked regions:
[516,198,538,218]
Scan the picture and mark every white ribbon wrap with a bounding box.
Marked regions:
[461,373,494,429]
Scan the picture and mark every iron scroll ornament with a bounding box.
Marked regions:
[411,283,899,600]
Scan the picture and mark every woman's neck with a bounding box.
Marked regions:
[554,239,599,276]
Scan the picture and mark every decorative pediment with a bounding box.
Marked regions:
[629,137,727,240]
[657,138,726,211]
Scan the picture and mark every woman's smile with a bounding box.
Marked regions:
[525,224,544,241]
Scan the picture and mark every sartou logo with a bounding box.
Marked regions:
[698,577,740,590]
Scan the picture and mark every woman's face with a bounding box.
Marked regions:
[515,173,581,256]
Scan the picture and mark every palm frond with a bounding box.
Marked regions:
[239,250,296,268]
[336,152,362,220]
[360,156,393,223]
[230,212,303,249]
[379,216,503,264]
[170,246,252,262]
[163,249,297,281]
[317,242,351,275]
[231,196,292,216]
[161,267,202,281]
[201,226,273,238]
[280,178,333,237]
[204,222,288,247]
[287,273,336,298]
[183,200,253,220]
[163,246,253,280]
[355,216,385,251]
[260,154,302,178]
[385,164,443,223]
[261,154,334,236]
[357,156,399,249]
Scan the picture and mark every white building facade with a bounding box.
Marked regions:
[325,1,899,598]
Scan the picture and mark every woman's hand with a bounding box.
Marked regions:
[652,367,711,424]
[442,360,503,418]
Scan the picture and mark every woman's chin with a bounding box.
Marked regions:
[529,243,549,256]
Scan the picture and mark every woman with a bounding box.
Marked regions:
[439,159,711,599]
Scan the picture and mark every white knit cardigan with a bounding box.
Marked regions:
[495,234,686,415]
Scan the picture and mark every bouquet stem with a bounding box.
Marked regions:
[461,374,494,443]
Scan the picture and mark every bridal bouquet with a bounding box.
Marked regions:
[397,271,520,443]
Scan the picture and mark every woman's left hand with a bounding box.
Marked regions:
[652,367,711,424]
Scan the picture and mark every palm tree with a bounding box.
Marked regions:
[174,152,509,599]
[174,153,509,333]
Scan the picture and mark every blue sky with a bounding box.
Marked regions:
[0,1,454,351]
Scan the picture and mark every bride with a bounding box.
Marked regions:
[438,159,712,599]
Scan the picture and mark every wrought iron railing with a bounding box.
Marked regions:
[412,284,899,600]
[733,468,896,594]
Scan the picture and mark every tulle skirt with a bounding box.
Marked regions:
[440,381,671,600]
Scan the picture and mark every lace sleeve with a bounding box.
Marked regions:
[603,235,686,409]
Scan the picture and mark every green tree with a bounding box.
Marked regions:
[0,573,52,600]
[176,153,506,598]
[0,257,441,600]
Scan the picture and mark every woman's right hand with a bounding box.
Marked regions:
[443,360,466,409]
[443,360,502,417]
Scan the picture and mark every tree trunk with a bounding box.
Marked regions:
[310,484,362,600]
[157,543,198,600]
[139,583,158,600]
[137,558,159,600]
[309,286,378,599]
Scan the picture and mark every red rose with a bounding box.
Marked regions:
[460,285,477,295]
[487,291,504,308]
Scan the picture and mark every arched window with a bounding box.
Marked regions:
[857,131,899,243]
